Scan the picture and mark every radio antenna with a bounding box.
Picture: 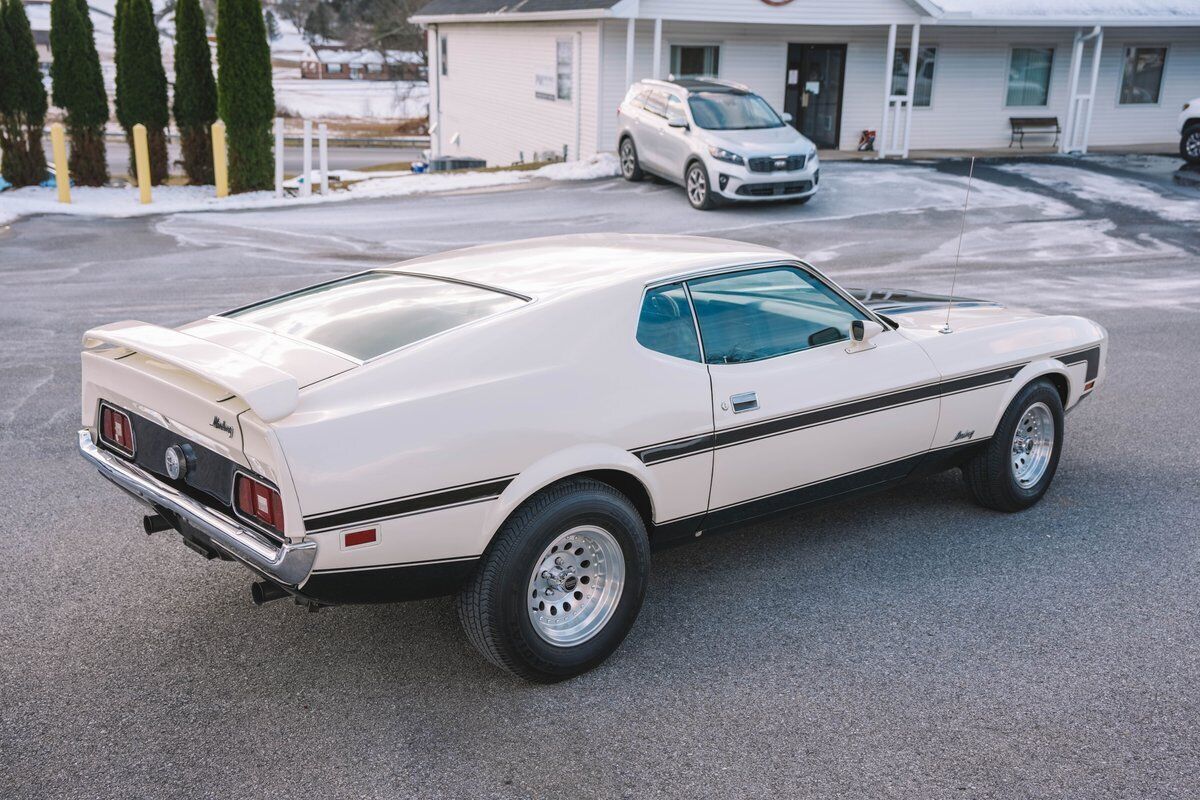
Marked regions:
[941,156,976,335]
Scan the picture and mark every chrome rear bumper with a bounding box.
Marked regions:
[77,429,316,587]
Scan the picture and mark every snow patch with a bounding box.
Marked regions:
[999,162,1200,222]
[532,154,621,181]
[0,171,526,222]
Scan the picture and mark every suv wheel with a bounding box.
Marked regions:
[685,161,717,210]
[1182,124,1200,165]
[619,137,644,181]
[457,478,650,683]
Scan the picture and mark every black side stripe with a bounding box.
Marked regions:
[311,554,479,575]
[304,476,515,532]
[635,363,1023,465]
[1057,345,1101,382]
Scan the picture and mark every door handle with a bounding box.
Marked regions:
[730,392,759,413]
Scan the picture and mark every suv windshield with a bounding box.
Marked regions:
[687,91,784,130]
[224,272,526,360]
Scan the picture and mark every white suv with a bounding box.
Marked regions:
[617,78,820,210]
[1180,97,1200,164]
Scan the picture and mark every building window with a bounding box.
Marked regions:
[367,63,382,74]
[556,39,573,100]
[1119,46,1167,104]
[891,46,936,107]
[670,45,719,78]
[327,63,343,74]
[1006,47,1054,106]
[440,35,448,76]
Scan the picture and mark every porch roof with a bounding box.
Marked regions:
[412,0,1200,25]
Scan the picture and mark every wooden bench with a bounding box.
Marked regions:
[1009,117,1061,149]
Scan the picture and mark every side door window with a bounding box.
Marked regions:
[691,265,941,526]
[687,266,866,364]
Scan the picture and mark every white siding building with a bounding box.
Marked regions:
[412,0,1200,166]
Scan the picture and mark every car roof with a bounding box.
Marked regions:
[384,234,794,298]
[635,78,750,95]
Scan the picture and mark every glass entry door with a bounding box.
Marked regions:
[783,44,847,149]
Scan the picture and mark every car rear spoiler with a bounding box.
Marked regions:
[83,321,299,422]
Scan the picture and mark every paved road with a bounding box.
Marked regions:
[1,156,1199,799]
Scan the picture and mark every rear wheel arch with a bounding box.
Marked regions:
[481,452,661,550]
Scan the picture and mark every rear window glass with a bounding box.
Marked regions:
[224,272,526,360]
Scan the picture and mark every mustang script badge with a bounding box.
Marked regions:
[211,416,234,437]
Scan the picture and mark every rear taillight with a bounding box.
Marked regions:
[99,403,135,456]
[235,473,285,535]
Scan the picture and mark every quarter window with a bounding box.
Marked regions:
[636,284,700,362]
[1119,46,1167,105]
[687,267,867,364]
[670,45,720,78]
[556,39,573,101]
[891,46,937,107]
[1006,47,1054,107]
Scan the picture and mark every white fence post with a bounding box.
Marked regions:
[301,119,313,197]
[318,123,329,195]
[273,117,284,198]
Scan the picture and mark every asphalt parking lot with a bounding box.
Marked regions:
[2,155,1199,799]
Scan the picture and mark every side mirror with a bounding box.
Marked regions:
[781,112,793,123]
[846,319,884,353]
[667,115,689,129]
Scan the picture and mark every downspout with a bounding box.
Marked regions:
[430,23,442,159]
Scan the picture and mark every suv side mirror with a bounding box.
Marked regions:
[667,115,689,129]
[781,112,794,123]
[846,319,884,353]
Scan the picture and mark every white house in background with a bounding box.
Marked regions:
[411,0,1200,166]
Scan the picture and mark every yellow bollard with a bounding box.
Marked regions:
[50,123,70,204]
[132,123,152,204]
[212,121,228,198]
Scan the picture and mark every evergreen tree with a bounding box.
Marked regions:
[117,0,170,184]
[173,0,217,184]
[0,0,49,186]
[216,0,274,192]
[263,9,280,41]
[49,0,109,185]
[113,0,132,175]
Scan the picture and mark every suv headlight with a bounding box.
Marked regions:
[708,146,744,165]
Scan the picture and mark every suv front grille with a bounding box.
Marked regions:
[747,155,807,173]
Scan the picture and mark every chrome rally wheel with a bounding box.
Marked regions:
[457,478,650,682]
[963,379,1065,512]
[527,525,625,646]
[1011,402,1055,488]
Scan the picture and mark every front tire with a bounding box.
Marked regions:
[963,379,1065,512]
[1182,125,1200,164]
[685,161,717,210]
[619,137,644,181]
[457,478,650,682]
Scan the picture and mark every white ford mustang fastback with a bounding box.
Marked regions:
[79,234,1107,681]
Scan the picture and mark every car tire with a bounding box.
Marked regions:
[619,137,644,182]
[1182,124,1200,164]
[457,478,650,683]
[962,379,1065,512]
[685,161,717,210]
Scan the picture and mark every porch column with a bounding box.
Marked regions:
[428,25,441,158]
[574,31,582,160]
[625,17,636,88]
[1080,28,1104,154]
[901,23,920,158]
[652,18,662,79]
[1061,29,1086,153]
[880,23,897,157]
